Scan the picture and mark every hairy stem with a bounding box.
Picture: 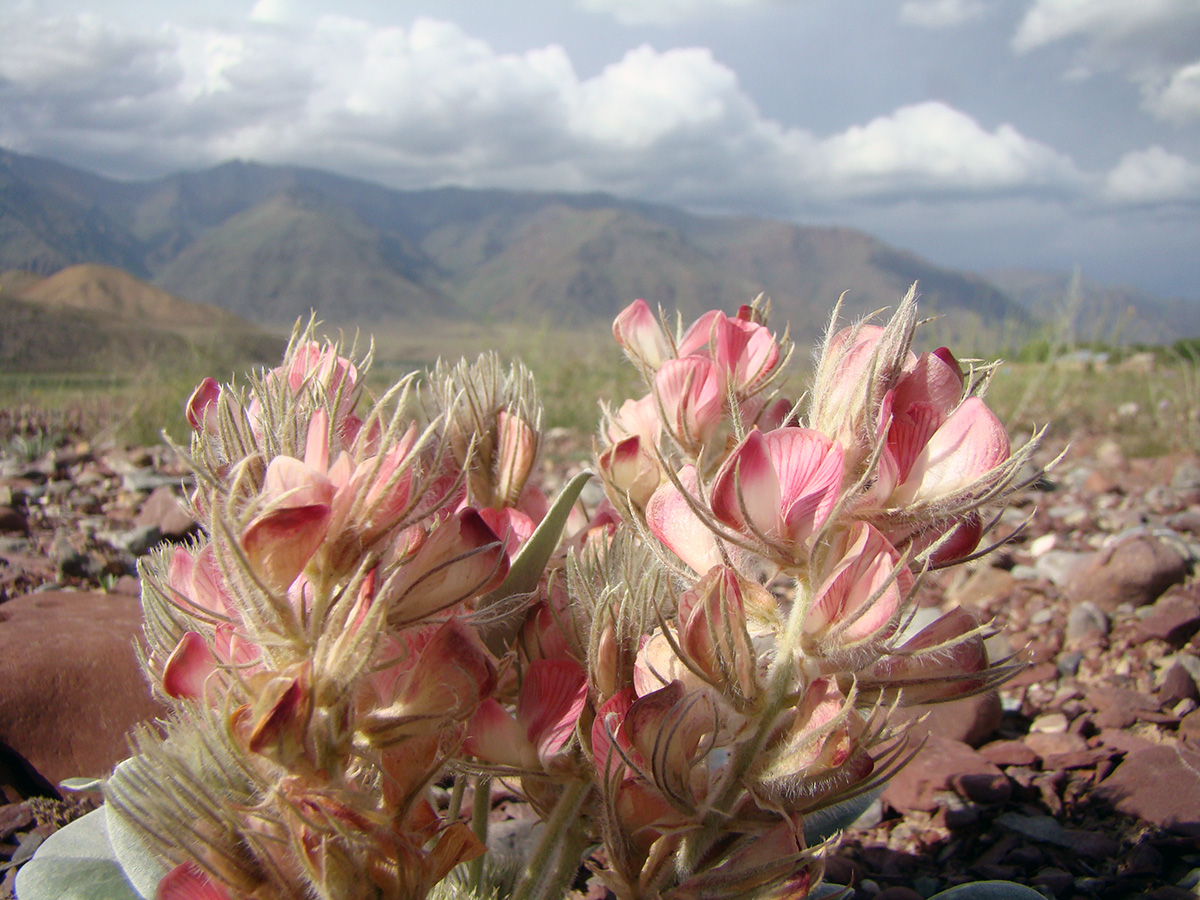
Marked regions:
[510,781,592,900]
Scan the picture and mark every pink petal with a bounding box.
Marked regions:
[157,864,233,900]
[713,316,779,393]
[161,631,215,700]
[654,356,722,446]
[241,503,332,592]
[677,309,723,357]
[645,466,724,575]
[184,378,220,433]
[768,428,844,544]
[895,397,1010,505]
[894,348,964,413]
[518,659,588,764]
[806,523,907,644]
[711,430,781,538]
[463,698,536,769]
[613,299,671,368]
[383,509,508,622]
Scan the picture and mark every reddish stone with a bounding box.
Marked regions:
[1008,661,1059,688]
[882,736,1008,813]
[1086,684,1163,729]
[978,739,1039,767]
[1042,748,1115,770]
[0,591,163,788]
[1067,536,1189,612]
[1158,663,1200,706]
[1135,595,1200,647]
[1024,731,1088,758]
[897,691,1003,747]
[133,486,196,540]
[1095,744,1200,836]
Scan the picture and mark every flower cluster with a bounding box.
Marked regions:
[111,289,1039,900]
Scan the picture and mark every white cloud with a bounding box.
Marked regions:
[1012,0,1200,123]
[0,9,1107,215]
[1012,0,1200,54]
[1102,145,1200,204]
[1148,60,1200,123]
[575,0,766,27]
[812,102,1082,197]
[899,0,987,30]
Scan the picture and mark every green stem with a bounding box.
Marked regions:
[676,661,795,880]
[468,775,492,894]
[447,773,467,823]
[510,781,592,900]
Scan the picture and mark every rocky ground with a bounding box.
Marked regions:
[1,414,1199,900]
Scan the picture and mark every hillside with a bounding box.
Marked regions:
[986,268,1200,346]
[0,147,1194,346]
[0,264,283,373]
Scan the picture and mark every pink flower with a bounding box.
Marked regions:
[885,396,1010,506]
[184,378,221,434]
[614,299,672,369]
[805,522,912,648]
[711,427,844,551]
[654,356,723,449]
[464,658,588,770]
[157,863,234,900]
[645,466,728,575]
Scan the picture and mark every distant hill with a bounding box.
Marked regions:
[0,264,283,373]
[986,268,1200,346]
[0,147,1195,347]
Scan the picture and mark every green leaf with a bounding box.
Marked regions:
[802,785,883,844]
[12,808,148,900]
[929,882,1047,899]
[477,469,592,653]
[106,761,172,898]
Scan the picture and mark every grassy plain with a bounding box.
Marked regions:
[2,316,1197,461]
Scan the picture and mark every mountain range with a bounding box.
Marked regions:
[1,146,1197,349]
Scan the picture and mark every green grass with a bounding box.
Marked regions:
[5,319,1197,462]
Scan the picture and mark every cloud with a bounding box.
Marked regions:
[0,9,1105,216]
[1147,60,1200,123]
[1012,0,1200,122]
[575,0,767,27]
[899,0,988,30]
[1012,0,1200,55]
[811,102,1082,198]
[1102,145,1200,204]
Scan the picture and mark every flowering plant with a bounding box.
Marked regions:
[17,287,1045,900]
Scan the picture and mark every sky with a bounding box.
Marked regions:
[2,0,1199,300]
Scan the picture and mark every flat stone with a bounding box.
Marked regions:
[1095,744,1200,836]
[1135,593,1200,647]
[1024,731,1088,758]
[0,591,163,787]
[1086,684,1163,729]
[133,486,197,540]
[882,736,1008,813]
[978,739,1039,767]
[1067,536,1189,612]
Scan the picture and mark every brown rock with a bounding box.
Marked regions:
[1158,662,1200,707]
[0,590,163,788]
[1085,684,1163,729]
[1024,731,1088,758]
[882,735,1008,813]
[1066,535,1189,612]
[978,739,1039,767]
[133,486,196,540]
[1095,744,1200,836]
[898,692,1003,747]
[0,506,27,535]
[1135,594,1200,647]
